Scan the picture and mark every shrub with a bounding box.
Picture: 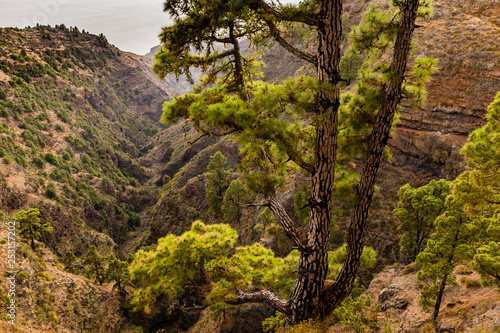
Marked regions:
[15,154,28,167]
[460,277,482,288]
[0,105,8,117]
[402,262,419,275]
[0,89,7,100]
[45,183,58,200]
[455,265,473,275]
[275,319,323,333]
[44,152,58,166]
[62,151,71,161]
[32,156,45,169]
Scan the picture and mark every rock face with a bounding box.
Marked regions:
[188,304,274,333]
[0,223,134,333]
[398,0,500,134]
[362,266,500,333]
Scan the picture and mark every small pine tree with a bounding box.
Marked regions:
[394,179,451,262]
[222,178,250,223]
[416,196,474,322]
[13,208,53,249]
[106,256,131,296]
[205,151,231,214]
[453,92,500,286]
[63,250,77,273]
[84,245,106,285]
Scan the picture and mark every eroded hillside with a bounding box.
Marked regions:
[0,25,171,255]
[0,0,499,331]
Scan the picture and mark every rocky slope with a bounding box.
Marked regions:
[0,25,172,256]
[364,265,500,333]
[0,221,135,333]
[0,0,499,330]
[141,0,500,262]
[401,0,500,134]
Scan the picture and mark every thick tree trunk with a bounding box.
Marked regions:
[323,0,420,314]
[236,0,421,325]
[284,0,343,326]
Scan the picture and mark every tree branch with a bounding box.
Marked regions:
[269,196,307,252]
[232,289,289,314]
[253,0,320,26]
[264,18,317,66]
[247,201,270,207]
[188,132,210,145]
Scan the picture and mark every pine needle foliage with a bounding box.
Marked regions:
[130,221,238,311]
[206,151,232,213]
[453,91,500,287]
[13,207,53,249]
[130,221,377,315]
[107,256,132,296]
[84,245,107,285]
[394,179,451,262]
[152,0,434,324]
[222,178,251,222]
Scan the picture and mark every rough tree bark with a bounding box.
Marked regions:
[236,0,422,325]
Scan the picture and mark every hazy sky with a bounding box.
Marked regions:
[0,0,300,55]
[0,0,172,55]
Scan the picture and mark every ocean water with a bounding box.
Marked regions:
[0,0,172,55]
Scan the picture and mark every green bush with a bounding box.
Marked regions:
[15,154,28,167]
[45,183,58,200]
[0,89,7,100]
[44,152,58,166]
[0,105,8,117]
[32,156,45,168]
[62,151,71,161]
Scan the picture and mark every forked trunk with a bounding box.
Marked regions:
[322,0,420,315]
[236,0,421,325]
[288,0,421,324]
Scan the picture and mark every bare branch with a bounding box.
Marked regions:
[285,151,314,173]
[247,201,271,207]
[231,289,289,314]
[269,196,307,252]
[188,133,210,145]
[253,0,320,26]
[264,18,317,66]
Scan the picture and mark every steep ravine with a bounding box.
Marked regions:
[0,0,499,330]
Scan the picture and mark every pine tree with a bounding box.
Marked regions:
[472,242,500,287]
[222,178,250,223]
[154,0,433,324]
[107,256,131,296]
[84,245,107,285]
[205,151,231,213]
[63,250,77,273]
[453,92,500,286]
[13,208,53,249]
[394,179,451,262]
[130,221,238,311]
[416,196,474,322]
